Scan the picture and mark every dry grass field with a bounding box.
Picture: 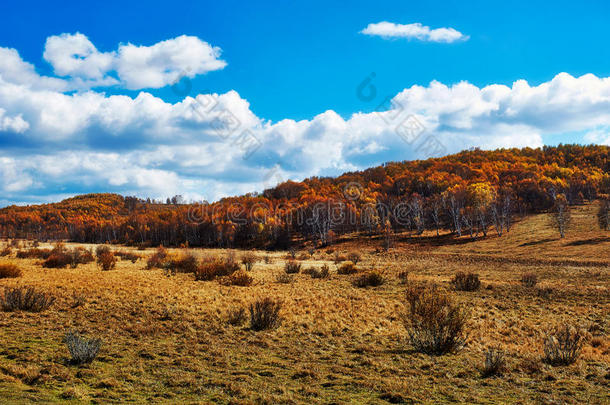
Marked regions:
[0,203,608,404]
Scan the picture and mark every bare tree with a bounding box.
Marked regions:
[491,193,512,236]
[429,195,443,236]
[445,192,464,237]
[409,194,425,235]
[550,194,571,238]
[598,198,610,230]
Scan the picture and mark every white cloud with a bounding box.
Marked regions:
[0,35,609,205]
[116,35,227,90]
[360,22,468,43]
[584,127,610,145]
[44,33,116,84]
[0,47,68,91]
[0,108,29,133]
[40,33,226,90]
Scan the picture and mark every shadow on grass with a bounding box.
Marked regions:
[519,238,557,247]
[565,236,610,246]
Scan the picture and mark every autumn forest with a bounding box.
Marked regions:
[1,144,608,248]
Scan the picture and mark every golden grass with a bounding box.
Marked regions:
[0,203,607,403]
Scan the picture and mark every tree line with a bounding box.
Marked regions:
[1,145,608,248]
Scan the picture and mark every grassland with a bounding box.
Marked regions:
[0,203,608,404]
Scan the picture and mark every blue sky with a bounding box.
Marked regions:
[0,0,609,205]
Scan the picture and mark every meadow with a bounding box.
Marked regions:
[0,203,607,404]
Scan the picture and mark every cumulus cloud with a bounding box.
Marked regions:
[40,33,226,90]
[0,108,29,133]
[0,47,69,91]
[44,33,114,79]
[116,35,227,90]
[0,36,609,205]
[360,22,468,43]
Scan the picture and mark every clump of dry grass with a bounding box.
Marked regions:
[337,261,358,275]
[194,254,240,281]
[451,271,481,291]
[220,270,253,286]
[115,250,141,263]
[0,263,22,278]
[97,250,117,271]
[16,248,52,259]
[166,252,198,274]
[536,285,553,299]
[146,246,168,269]
[404,284,469,355]
[543,325,583,366]
[398,270,409,284]
[276,273,294,284]
[353,270,385,288]
[0,246,12,257]
[42,244,72,268]
[1,286,55,312]
[68,247,95,268]
[241,252,257,271]
[333,252,347,264]
[481,347,507,377]
[227,307,247,326]
[64,331,102,365]
[347,252,361,265]
[309,264,330,279]
[521,272,538,288]
[249,298,282,331]
[284,260,301,274]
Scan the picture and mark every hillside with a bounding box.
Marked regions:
[0,207,607,403]
[0,144,608,248]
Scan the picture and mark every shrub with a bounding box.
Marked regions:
[481,347,506,377]
[288,247,297,259]
[16,248,52,259]
[0,247,11,257]
[337,261,358,275]
[284,260,301,274]
[398,271,409,284]
[95,245,111,259]
[536,286,554,299]
[1,287,55,312]
[146,246,168,269]
[42,252,72,268]
[310,264,330,279]
[276,273,294,284]
[347,252,361,265]
[195,255,240,281]
[227,308,247,326]
[220,270,253,286]
[543,325,583,366]
[115,251,141,263]
[97,251,117,271]
[167,252,198,274]
[404,284,469,355]
[333,252,347,264]
[0,263,22,279]
[353,271,385,288]
[521,273,537,288]
[67,247,95,268]
[241,252,257,271]
[64,331,101,365]
[451,272,481,292]
[249,298,282,331]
